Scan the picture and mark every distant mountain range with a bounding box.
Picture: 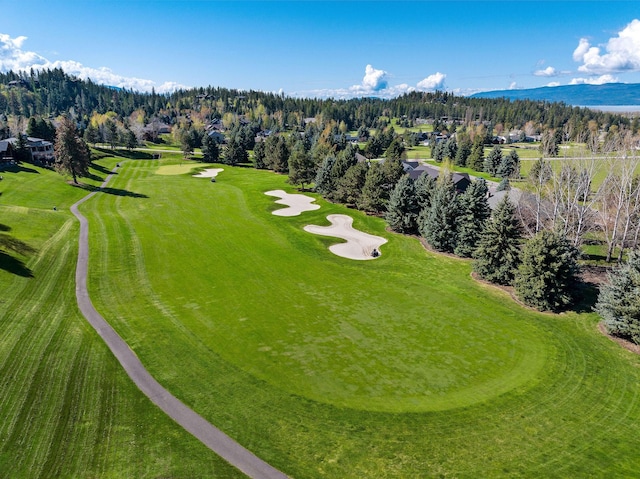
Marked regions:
[470,83,640,108]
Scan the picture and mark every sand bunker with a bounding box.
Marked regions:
[193,168,224,178]
[265,190,320,216]
[304,214,387,260]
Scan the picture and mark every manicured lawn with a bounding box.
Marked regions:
[0,159,245,478]
[79,158,640,477]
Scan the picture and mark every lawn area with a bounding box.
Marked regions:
[0,158,245,478]
[77,158,640,477]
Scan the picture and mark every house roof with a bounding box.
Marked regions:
[407,165,471,192]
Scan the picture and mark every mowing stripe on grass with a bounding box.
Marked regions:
[71,164,288,479]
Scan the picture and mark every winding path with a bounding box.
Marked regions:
[71,165,288,479]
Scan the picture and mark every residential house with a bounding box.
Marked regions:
[405,163,471,193]
[1,137,55,164]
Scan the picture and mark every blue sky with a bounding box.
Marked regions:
[1,1,640,98]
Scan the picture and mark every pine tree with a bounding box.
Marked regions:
[414,172,437,211]
[484,145,502,176]
[222,137,247,166]
[54,116,90,184]
[334,162,368,205]
[287,141,316,190]
[201,132,220,163]
[454,179,491,257]
[497,149,520,178]
[468,138,485,172]
[358,161,387,213]
[385,175,420,234]
[596,250,640,344]
[314,155,336,195]
[253,141,267,169]
[454,138,471,167]
[514,230,580,311]
[473,194,522,285]
[420,176,458,253]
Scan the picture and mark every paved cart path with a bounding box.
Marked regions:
[70,164,288,479]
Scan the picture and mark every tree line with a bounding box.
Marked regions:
[0,69,635,143]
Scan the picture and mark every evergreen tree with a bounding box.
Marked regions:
[385,175,420,234]
[201,132,220,163]
[420,176,458,253]
[385,138,406,161]
[497,149,520,178]
[381,157,405,193]
[252,140,267,169]
[443,137,458,162]
[414,171,437,211]
[83,123,101,146]
[454,138,471,167]
[496,177,510,191]
[314,155,336,195]
[13,134,31,163]
[358,161,388,213]
[124,127,138,150]
[287,141,316,190]
[454,179,491,257]
[54,116,90,184]
[26,117,37,137]
[595,250,640,344]
[473,194,522,285]
[431,141,445,162]
[514,230,580,311]
[483,145,503,176]
[333,162,368,205]
[222,137,247,166]
[327,150,358,200]
[265,135,289,173]
[468,138,485,172]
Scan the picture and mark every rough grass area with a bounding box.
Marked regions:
[79,158,640,477]
[0,159,245,478]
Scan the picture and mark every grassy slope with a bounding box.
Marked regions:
[0,159,244,478]
[84,158,640,477]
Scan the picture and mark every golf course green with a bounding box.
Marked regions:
[2,153,640,477]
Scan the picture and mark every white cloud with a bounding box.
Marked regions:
[547,81,561,87]
[291,65,447,99]
[573,19,640,74]
[569,74,619,85]
[360,64,388,91]
[534,66,558,77]
[0,33,187,93]
[416,72,446,91]
[509,82,519,90]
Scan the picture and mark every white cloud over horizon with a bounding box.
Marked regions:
[534,66,558,77]
[569,74,619,85]
[573,19,640,75]
[297,65,447,99]
[0,33,187,93]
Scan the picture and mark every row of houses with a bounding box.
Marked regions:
[0,137,55,164]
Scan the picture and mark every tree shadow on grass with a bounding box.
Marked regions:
[0,234,36,278]
[93,147,154,160]
[0,223,10,232]
[0,163,40,174]
[0,251,33,277]
[71,183,148,198]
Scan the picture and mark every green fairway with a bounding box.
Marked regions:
[0,160,245,478]
[76,158,640,477]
